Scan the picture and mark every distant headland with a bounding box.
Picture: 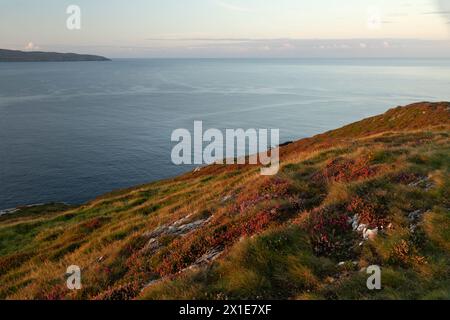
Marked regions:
[0,49,110,62]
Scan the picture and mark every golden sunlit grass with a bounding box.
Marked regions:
[1,102,449,300]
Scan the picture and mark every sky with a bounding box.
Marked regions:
[1,0,450,58]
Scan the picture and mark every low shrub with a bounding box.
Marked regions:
[306,205,357,259]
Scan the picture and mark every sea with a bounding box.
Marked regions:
[1,58,450,210]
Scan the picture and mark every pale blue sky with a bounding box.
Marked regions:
[1,0,449,57]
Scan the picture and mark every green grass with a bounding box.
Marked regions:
[0,102,449,300]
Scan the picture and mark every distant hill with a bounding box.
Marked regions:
[0,49,110,62]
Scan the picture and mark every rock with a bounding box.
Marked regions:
[349,214,362,232]
[171,214,193,227]
[180,264,200,273]
[350,214,381,242]
[0,208,19,217]
[407,210,428,234]
[408,177,434,190]
[221,195,232,203]
[408,210,423,222]
[97,256,104,263]
[175,219,208,237]
[357,224,368,233]
[142,217,210,240]
[167,225,177,233]
[363,228,378,240]
[178,247,224,274]
[142,225,167,239]
[141,278,164,291]
[194,247,224,265]
[142,238,160,254]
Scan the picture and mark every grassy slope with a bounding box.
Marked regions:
[0,102,449,300]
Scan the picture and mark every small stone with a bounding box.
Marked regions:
[221,195,232,203]
[357,224,367,233]
[142,238,161,254]
[350,214,360,230]
[408,210,422,222]
[171,214,192,227]
[408,177,434,190]
[194,247,224,265]
[141,278,164,291]
[363,228,378,240]
[142,225,168,239]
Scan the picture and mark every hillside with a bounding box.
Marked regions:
[0,102,449,300]
[0,49,110,62]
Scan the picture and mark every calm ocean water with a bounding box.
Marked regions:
[1,58,450,210]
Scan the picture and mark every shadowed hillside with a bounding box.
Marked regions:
[0,102,449,300]
[0,49,110,62]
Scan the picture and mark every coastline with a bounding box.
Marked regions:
[0,102,448,300]
[0,203,70,218]
[0,138,295,215]
[0,208,19,217]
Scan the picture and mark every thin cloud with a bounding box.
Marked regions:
[422,10,450,14]
[435,0,450,32]
[146,38,291,42]
[438,0,450,11]
[24,42,40,51]
[215,0,252,12]
[28,39,450,58]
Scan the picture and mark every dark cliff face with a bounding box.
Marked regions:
[0,49,110,62]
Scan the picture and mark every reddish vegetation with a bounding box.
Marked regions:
[1,102,448,300]
[313,157,379,184]
[391,172,423,185]
[232,178,292,213]
[320,102,450,139]
[306,205,355,258]
[82,217,108,232]
[0,252,32,274]
[346,196,389,229]
[155,204,292,276]
[155,178,299,276]
[209,206,283,247]
[41,284,67,300]
[94,282,140,300]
